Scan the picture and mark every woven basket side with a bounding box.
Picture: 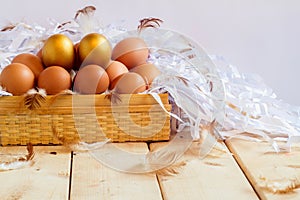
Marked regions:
[0,104,171,145]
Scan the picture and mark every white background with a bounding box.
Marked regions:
[0,0,299,106]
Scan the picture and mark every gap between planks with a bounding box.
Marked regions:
[149,141,259,200]
[68,150,74,200]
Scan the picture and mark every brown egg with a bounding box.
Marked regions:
[114,72,146,94]
[112,37,149,70]
[12,53,44,81]
[38,66,72,95]
[0,63,34,95]
[130,63,160,87]
[42,34,75,70]
[109,75,123,90]
[105,61,128,89]
[78,33,112,69]
[73,64,109,94]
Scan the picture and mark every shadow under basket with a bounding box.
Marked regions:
[0,93,171,146]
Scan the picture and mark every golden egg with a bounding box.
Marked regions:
[42,34,75,70]
[78,33,112,69]
[0,63,35,95]
[114,72,146,94]
[73,64,109,94]
[37,66,72,95]
[112,37,149,70]
[12,53,44,81]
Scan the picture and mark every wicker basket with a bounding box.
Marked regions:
[0,93,171,145]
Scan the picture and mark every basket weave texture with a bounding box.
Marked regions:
[0,94,171,145]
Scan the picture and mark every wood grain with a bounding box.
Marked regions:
[226,138,300,200]
[70,143,162,200]
[0,146,71,200]
[150,141,259,200]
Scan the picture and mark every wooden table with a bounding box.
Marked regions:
[0,139,299,200]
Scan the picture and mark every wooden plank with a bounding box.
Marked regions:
[0,146,71,200]
[226,138,300,200]
[70,143,162,200]
[150,141,259,200]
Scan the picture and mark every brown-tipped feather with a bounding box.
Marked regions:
[259,176,300,194]
[25,143,35,161]
[175,76,189,87]
[75,6,96,20]
[23,88,46,110]
[52,125,79,146]
[1,24,16,32]
[0,143,35,171]
[52,125,109,152]
[137,17,163,33]
[104,91,122,105]
[155,161,186,176]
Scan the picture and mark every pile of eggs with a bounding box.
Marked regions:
[0,33,160,95]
